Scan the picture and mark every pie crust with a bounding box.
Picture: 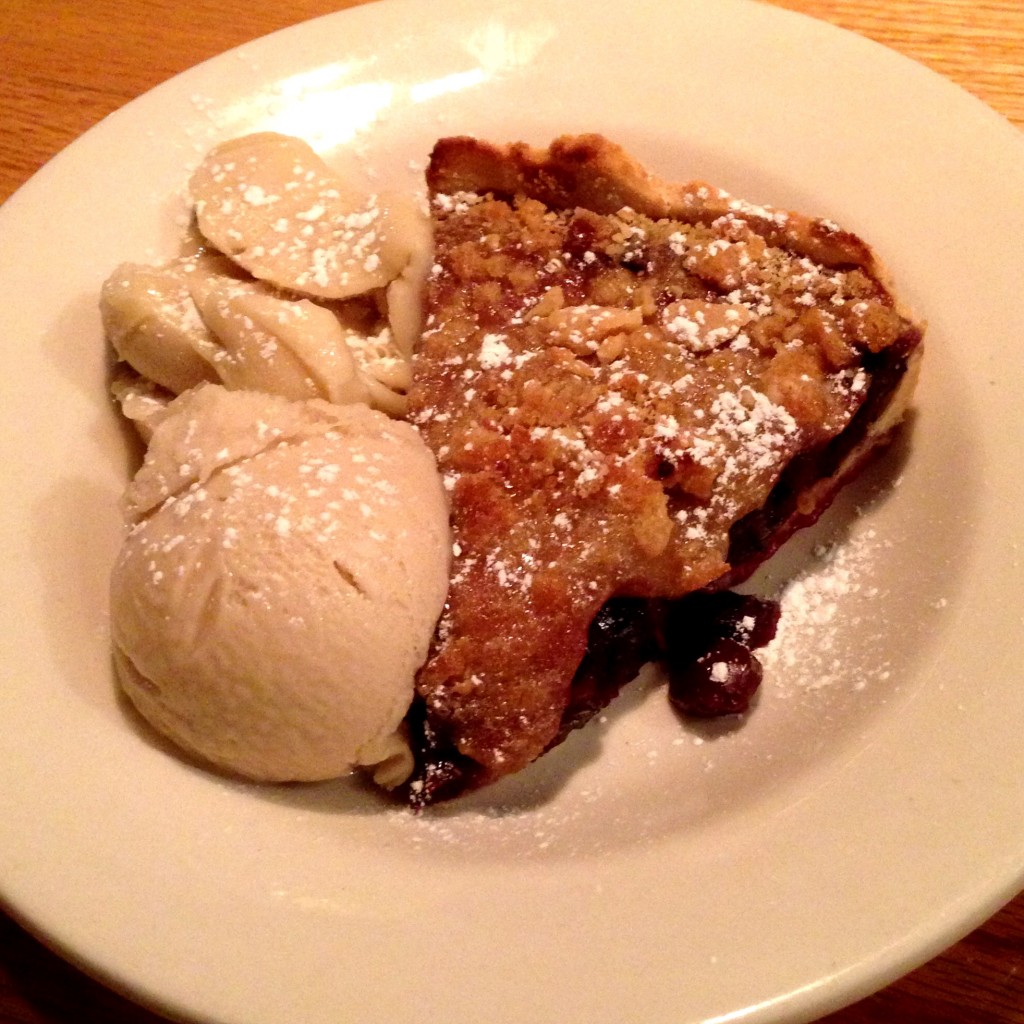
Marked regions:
[406,134,923,801]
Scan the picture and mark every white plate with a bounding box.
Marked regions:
[1,0,1022,1021]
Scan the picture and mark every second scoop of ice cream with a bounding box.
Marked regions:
[110,384,450,784]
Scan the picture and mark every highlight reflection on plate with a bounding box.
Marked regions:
[1,1,1022,1022]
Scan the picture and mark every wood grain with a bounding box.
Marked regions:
[767,0,1024,128]
[0,1,1021,1022]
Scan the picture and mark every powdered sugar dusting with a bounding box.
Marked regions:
[761,526,893,697]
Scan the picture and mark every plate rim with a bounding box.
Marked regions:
[2,2,1023,1023]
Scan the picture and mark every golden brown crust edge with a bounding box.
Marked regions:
[427,133,893,279]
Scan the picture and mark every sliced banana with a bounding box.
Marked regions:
[101,260,219,395]
[192,280,373,407]
[104,132,428,432]
[382,195,434,359]
[109,368,175,444]
[190,133,419,300]
[102,252,410,418]
[192,276,410,417]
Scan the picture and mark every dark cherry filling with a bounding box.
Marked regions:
[405,591,779,807]
[661,590,780,662]
[668,638,764,717]
[553,599,661,741]
[663,592,780,717]
[404,697,479,809]
[722,337,917,586]
[555,591,781,732]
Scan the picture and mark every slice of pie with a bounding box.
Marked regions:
[405,134,923,803]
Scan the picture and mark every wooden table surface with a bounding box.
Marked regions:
[1,0,1022,1021]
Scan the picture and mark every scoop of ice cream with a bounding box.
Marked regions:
[110,384,450,784]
